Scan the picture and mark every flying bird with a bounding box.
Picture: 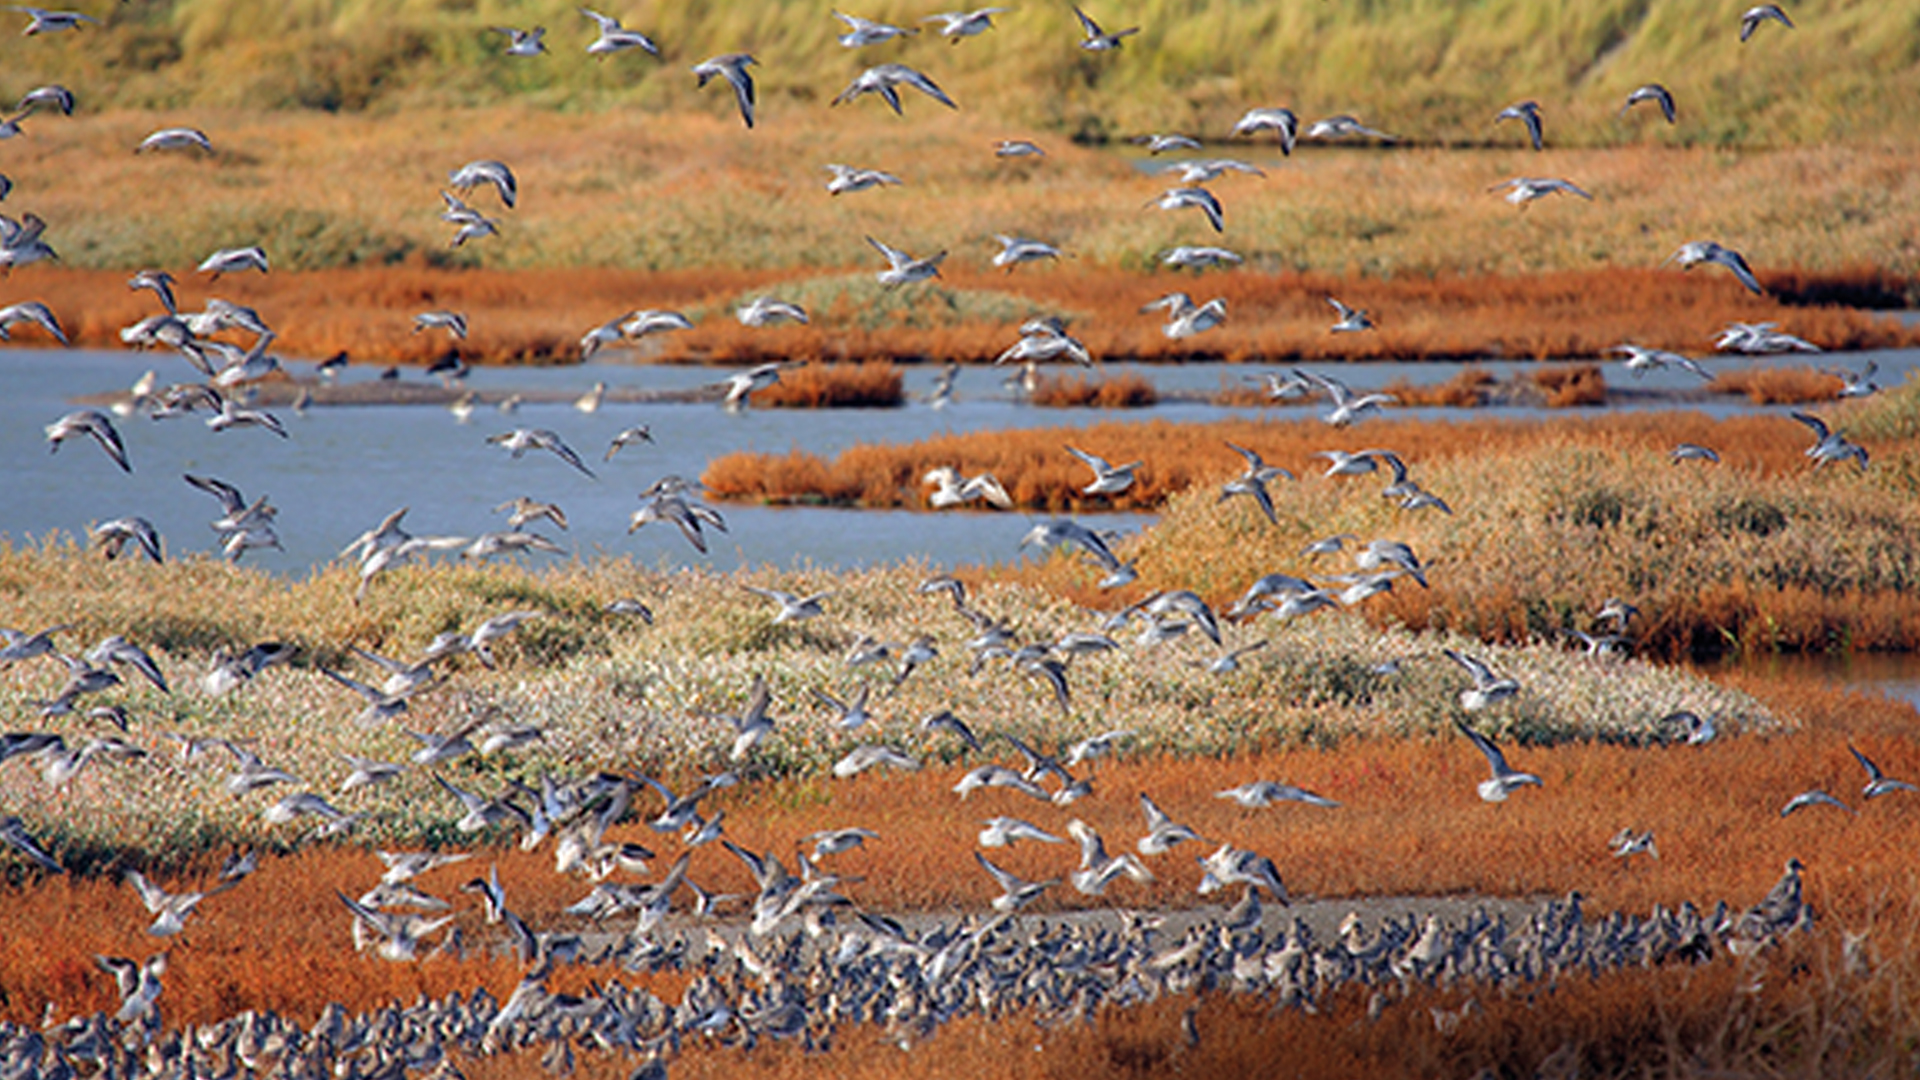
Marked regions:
[693,54,758,128]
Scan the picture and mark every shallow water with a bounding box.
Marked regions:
[3,345,1913,581]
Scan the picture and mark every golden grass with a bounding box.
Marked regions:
[1708,366,1847,405]
[1030,372,1161,408]
[1381,368,1499,408]
[753,363,905,408]
[1532,362,1609,407]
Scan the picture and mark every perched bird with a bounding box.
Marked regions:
[1670,240,1763,295]
[692,53,758,128]
[1073,5,1138,49]
[1495,100,1544,150]
[1456,721,1542,802]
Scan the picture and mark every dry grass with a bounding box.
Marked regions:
[1709,366,1847,405]
[1382,368,1499,407]
[1030,372,1161,408]
[754,363,906,409]
[1532,363,1609,407]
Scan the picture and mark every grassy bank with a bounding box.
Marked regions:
[2,0,1918,144]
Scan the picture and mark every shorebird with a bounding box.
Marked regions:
[45,409,130,472]
[994,138,1044,157]
[202,642,294,695]
[1153,250,1239,279]
[1217,781,1340,808]
[1620,83,1677,123]
[1670,240,1763,295]
[1445,649,1519,711]
[995,320,1091,366]
[581,7,660,56]
[832,9,917,46]
[1133,794,1200,855]
[1495,100,1544,150]
[0,816,61,873]
[126,870,230,936]
[490,25,547,56]
[736,296,808,327]
[1232,107,1298,153]
[1456,721,1542,802]
[1073,5,1138,49]
[14,84,71,115]
[1067,820,1153,895]
[1307,114,1398,142]
[629,487,727,553]
[1159,157,1264,184]
[867,235,947,288]
[979,816,1066,848]
[196,245,269,278]
[1670,443,1721,464]
[1611,343,1710,379]
[92,517,162,563]
[413,311,467,339]
[1489,177,1593,208]
[136,127,212,153]
[922,7,1006,42]
[605,426,654,460]
[448,159,517,208]
[1827,359,1879,398]
[693,54,758,128]
[1609,827,1659,860]
[1020,518,1123,573]
[486,428,596,478]
[975,852,1055,912]
[992,234,1063,270]
[1065,446,1141,495]
[0,300,67,343]
[743,585,833,623]
[1147,186,1224,232]
[1326,296,1374,333]
[1790,411,1869,470]
[1196,843,1289,901]
[1218,441,1291,524]
[1133,132,1203,154]
[1849,745,1916,799]
[824,163,902,195]
[1142,292,1227,339]
[832,63,957,113]
[833,744,920,777]
[1740,3,1793,41]
[924,466,1013,509]
[12,7,98,34]
[1780,789,1851,816]
[718,360,792,409]
[1301,368,1396,426]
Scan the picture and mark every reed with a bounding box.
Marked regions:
[1708,366,1845,405]
[1029,372,1160,408]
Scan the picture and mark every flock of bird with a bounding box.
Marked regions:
[0,0,1895,1075]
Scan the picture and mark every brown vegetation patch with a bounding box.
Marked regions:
[1532,363,1609,407]
[1382,368,1498,407]
[1708,366,1845,405]
[1030,372,1160,408]
[754,363,905,409]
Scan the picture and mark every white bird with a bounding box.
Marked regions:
[692,53,758,128]
[448,159,517,208]
[1147,186,1224,232]
[1445,648,1520,711]
[923,466,1013,509]
[1780,789,1851,816]
[832,63,957,114]
[1301,367,1396,426]
[12,6,97,34]
[1456,721,1542,802]
[922,7,1006,42]
[1306,114,1398,142]
[1495,100,1544,150]
[736,296,808,327]
[1216,781,1340,808]
[743,585,833,623]
[1611,343,1710,379]
[126,869,229,936]
[1065,445,1141,495]
[0,815,61,873]
[1670,443,1721,464]
[832,744,920,777]
[1621,83,1677,123]
[1232,107,1298,153]
[1489,177,1593,208]
[832,9,917,46]
[1609,827,1659,860]
[1133,132,1202,154]
[718,360,792,410]
[0,300,67,344]
[1850,744,1916,798]
[1067,819,1153,895]
[1740,3,1793,41]
[136,127,212,153]
[486,428,596,478]
[867,235,946,288]
[1073,5,1138,49]
[1670,240,1763,295]
[1135,794,1200,855]
[1161,245,1243,270]
[1790,411,1869,470]
[824,163,902,195]
[412,310,467,339]
[491,25,547,56]
[197,246,269,278]
[979,816,1066,848]
[1326,296,1375,333]
[992,234,1063,270]
[581,7,660,56]
[45,409,130,472]
[975,851,1055,912]
[1196,843,1289,901]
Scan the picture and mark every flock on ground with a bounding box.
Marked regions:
[0,1,1906,1076]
